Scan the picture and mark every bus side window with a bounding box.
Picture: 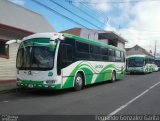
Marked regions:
[115,50,121,62]
[121,51,125,62]
[102,48,108,61]
[90,45,102,60]
[108,49,112,61]
[108,49,115,62]
[61,44,73,63]
[57,44,73,75]
[76,41,89,53]
[76,41,90,60]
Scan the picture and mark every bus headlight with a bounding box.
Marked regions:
[17,78,21,82]
[16,78,21,86]
[46,80,56,84]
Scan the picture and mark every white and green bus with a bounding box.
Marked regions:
[126,55,155,74]
[16,33,126,90]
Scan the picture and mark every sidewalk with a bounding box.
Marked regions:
[0,80,17,92]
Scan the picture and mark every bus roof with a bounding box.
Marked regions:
[22,32,60,41]
[127,54,153,59]
[63,33,125,51]
[22,32,125,52]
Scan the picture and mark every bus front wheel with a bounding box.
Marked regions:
[74,73,83,91]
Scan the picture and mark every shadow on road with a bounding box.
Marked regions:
[7,79,113,96]
[0,78,124,102]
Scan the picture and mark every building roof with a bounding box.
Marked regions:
[61,28,81,36]
[125,45,153,57]
[98,31,128,43]
[61,27,128,43]
[0,0,55,33]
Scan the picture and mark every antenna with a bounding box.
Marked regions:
[154,40,157,58]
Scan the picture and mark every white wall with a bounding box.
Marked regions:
[80,29,97,40]
[80,29,109,44]
[118,42,125,49]
[0,43,19,80]
[80,29,125,48]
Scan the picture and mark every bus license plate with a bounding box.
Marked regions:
[28,84,33,88]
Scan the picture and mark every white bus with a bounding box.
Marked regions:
[126,55,157,74]
[16,33,126,90]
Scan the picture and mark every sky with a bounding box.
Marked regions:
[9,0,160,55]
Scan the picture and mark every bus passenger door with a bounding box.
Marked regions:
[58,43,73,87]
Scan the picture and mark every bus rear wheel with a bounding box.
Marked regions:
[111,71,116,83]
[74,73,83,91]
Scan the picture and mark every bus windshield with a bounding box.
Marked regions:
[16,38,57,70]
[128,58,144,67]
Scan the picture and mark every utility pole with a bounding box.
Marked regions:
[154,40,157,59]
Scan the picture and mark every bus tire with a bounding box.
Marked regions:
[111,71,116,83]
[74,73,83,91]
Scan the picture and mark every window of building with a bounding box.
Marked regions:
[0,40,9,59]
[98,33,107,40]
[108,40,117,47]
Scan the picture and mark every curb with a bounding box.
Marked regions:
[0,88,18,94]
[0,80,16,84]
[0,80,17,94]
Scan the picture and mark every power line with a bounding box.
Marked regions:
[50,0,102,29]
[77,1,111,30]
[31,0,134,46]
[80,1,107,17]
[31,0,107,39]
[65,0,106,26]
[65,0,109,19]
[31,0,90,28]
[66,0,112,31]
[68,0,160,4]
[67,0,111,27]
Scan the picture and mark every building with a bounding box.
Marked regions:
[61,28,127,49]
[125,45,153,57]
[0,0,55,89]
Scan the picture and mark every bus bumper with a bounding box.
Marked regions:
[126,69,145,73]
[16,80,62,90]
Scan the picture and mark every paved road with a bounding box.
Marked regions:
[0,72,160,115]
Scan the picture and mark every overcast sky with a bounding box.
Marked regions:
[9,0,160,54]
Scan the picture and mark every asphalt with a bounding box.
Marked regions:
[0,72,160,116]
